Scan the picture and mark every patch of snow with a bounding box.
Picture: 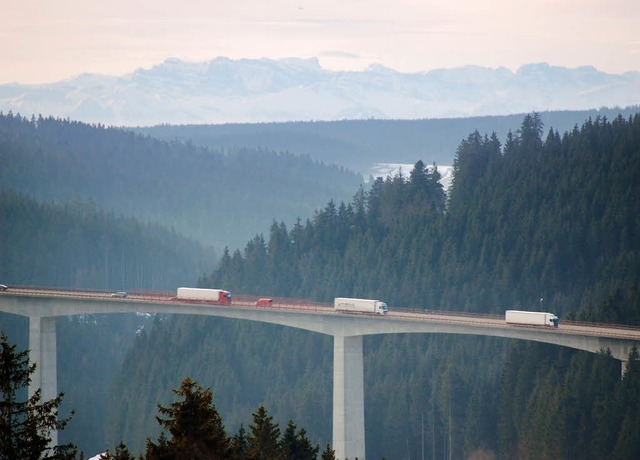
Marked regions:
[367,163,454,192]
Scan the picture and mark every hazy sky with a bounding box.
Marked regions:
[3,0,640,84]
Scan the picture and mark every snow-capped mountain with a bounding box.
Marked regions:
[1,57,639,126]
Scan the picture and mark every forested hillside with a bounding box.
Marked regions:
[107,113,640,459]
[138,106,640,175]
[0,111,359,456]
[0,112,362,250]
[0,191,218,454]
[0,191,212,290]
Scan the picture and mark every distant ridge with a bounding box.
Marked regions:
[1,57,639,126]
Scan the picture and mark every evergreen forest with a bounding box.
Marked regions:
[0,190,212,452]
[138,106,640,174]
[2,110,640,458]
[1,330,329,460]
[0,111,356,454]
[106,113,640,459]
[0,112,361,251]
[0,191,212,290]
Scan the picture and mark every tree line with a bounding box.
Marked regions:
[4,110,640,458]
[138,106,640,174]
[106,113,640,458]
[0,190,212,291]
[1,333,331,460]
[205,113,640,318]
[0,111,361,251]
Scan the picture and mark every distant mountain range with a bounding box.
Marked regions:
[1,57,639,126]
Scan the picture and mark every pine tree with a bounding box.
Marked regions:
[230,424,250,459]
[246,405,281,460]
[144,377,229,459]
[279,420,319,460]
[0,333,77,460]
[320,444,335,460]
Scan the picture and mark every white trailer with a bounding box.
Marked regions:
[176,287,232,304]
[505,310,558,327]
[334,297,388,315]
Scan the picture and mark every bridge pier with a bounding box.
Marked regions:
[29,316,58,446]
[333,334,366,460]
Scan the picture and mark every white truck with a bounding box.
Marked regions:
[334,297,388,315]
[175,287,232,305]
[505,310,558,328]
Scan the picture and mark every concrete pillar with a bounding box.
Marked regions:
[29,316,58,446]
[333,334,366,460]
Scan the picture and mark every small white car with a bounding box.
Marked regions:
[111,291,128,298]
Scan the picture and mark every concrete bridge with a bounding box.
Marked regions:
[2,288,640,459]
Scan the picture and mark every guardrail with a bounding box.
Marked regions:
[3,285,640,339]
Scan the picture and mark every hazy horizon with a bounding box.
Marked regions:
[3,0,639,85]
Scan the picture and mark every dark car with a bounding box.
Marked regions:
[111,291,128,298]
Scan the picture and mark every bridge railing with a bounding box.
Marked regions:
[5,286,640,338]
[5,284,116,298]
[560,318,640,331]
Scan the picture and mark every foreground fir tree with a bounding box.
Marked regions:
[246,405,281,460]
[107,378,324,459]
[279,420,319,460]
[229,424,249,459]
[144,377,230,459]
[0,333,78,460]
[320,444,335,460]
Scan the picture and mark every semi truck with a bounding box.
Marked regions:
[505,310,558,328]
[334,297,388,315]
[175,287,232,305]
